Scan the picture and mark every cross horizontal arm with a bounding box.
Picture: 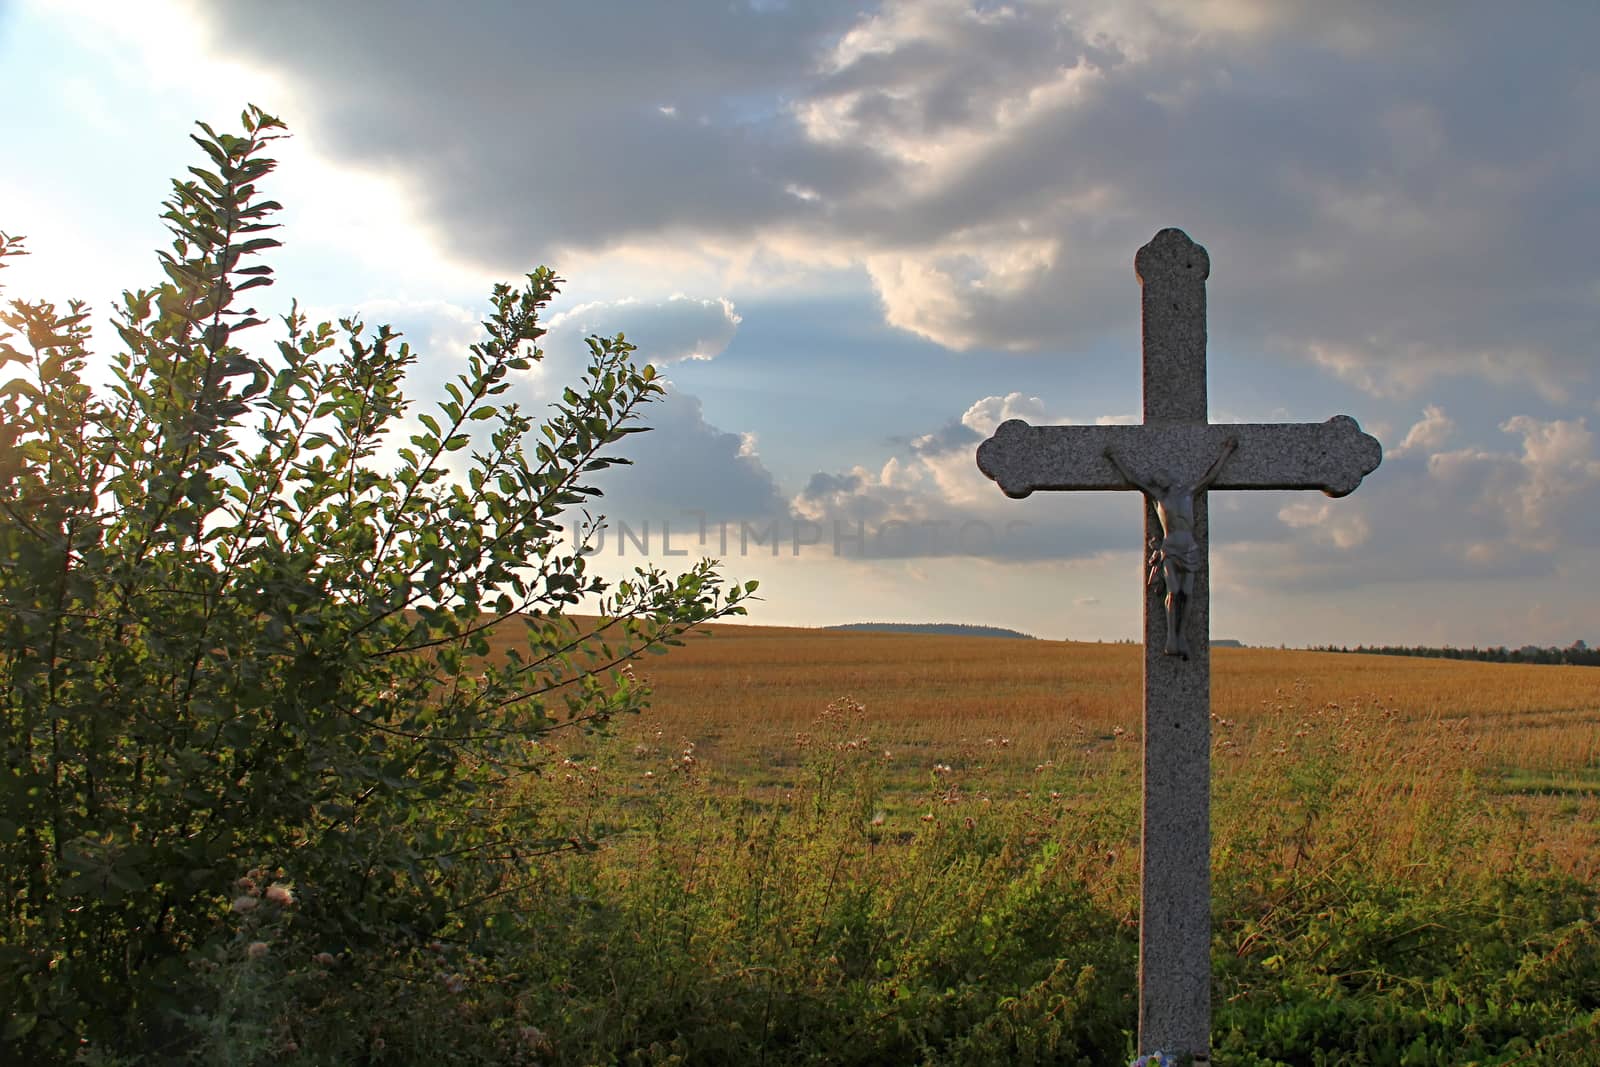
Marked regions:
[977,414,1381,499]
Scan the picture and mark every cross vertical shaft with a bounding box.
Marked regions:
[1136,229,1213,1057]
[972,227,1382,1064]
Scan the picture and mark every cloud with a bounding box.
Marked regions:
[186,0,883,260]
[957,391,1050,436]
[790,391,1600,574]
[1431,415,1600,554]
[186,1,1600,403]
[589,386,789,526]
[1274,499,1370,550]
[792,392,1143,560]
[545,295,742,366]
[1389,404,1454,457]
[1223,408,1600,595]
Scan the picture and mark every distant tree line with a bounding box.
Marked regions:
[1314,640,1599,667]
[827,622,1037,640]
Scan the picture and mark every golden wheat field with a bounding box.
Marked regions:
[592,622,1599,770]
[486,618,1600,876]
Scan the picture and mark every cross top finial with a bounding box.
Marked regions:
[1135,228,1210,285]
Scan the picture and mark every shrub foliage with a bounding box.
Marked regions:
[0,107,752,1057]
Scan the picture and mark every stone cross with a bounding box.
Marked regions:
[975,228,1381,1062]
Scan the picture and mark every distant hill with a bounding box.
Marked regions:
[825,622,1037,640]
[1213,638,1245,648]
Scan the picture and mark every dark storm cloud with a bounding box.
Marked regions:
[192,0,1598,400]
[191,0,888,258]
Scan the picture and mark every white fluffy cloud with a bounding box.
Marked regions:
[1222,407,1600,597]
[1389,404,1454,457]
[788,397,1600,587]
[545,295,742,366]
[955,391,1049,437]
[1428,415,1600,556]
[794,392,1140,559]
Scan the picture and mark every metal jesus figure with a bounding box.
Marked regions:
[1105,437,1237,659]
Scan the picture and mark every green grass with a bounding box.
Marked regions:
[59,657,1600,1065]
[218,695,1588,1066]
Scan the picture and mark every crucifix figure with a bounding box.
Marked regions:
[1105,437,1237,659]
[975,228,1381,1063]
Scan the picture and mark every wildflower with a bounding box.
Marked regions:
[231,895,259,914]
[246,941,270,960]
[265,883,294,906]
[869,811,886,827]
[519,1026,551,1053]
[313,952,336,966]
[443,972,466,994]
[235,876,258,893]
[920,812,935,823]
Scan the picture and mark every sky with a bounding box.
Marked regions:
[3,0,1597,648]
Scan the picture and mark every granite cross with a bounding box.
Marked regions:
[975,228,1382,1062]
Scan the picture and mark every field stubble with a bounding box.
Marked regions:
[495,620,1600,879]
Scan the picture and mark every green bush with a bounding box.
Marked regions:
[0,107,752,1061]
